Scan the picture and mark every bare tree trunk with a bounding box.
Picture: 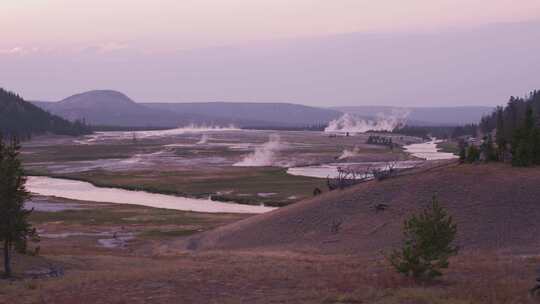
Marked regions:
[4,239,11,277]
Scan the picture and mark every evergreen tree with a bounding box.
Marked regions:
[458,141,467,162]
[466,145,480,163]
[388,196,458,280]
[481,135,497,162]
[477,90,540,166]
[495,107,506,159]
[0,136,37,277]
[0,88,92,138]
[511,107,540,166]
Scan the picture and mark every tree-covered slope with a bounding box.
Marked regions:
[0,88,91,137]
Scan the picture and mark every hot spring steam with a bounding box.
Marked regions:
[197,134,209,144]
[325,110,409,133]
[338,146,361,160]
[234,134,285,167]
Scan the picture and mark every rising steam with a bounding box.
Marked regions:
[234,134,285,167]
[325,110,409,133]
[197,134,209,144]
[338,146,361,160]
[89,124,240,141]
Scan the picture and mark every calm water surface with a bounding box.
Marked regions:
[287,140,457,178]
[27,176,275,214]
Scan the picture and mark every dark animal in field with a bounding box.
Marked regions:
[330,219,343,234]
[374,203,389,212]
[530,268,540,297]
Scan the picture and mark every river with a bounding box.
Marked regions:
[403,139,458,161]
[26,140,455,212]
[286,139,457,179]
[26,176,275,214]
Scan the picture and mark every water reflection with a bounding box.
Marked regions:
[27,176,274,214]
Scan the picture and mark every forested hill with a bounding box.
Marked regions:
[475,90,540,166]
[0,88,91,138]
[479,90,540,134]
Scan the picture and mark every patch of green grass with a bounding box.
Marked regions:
[436,141,460,155]
[140,229,201,239]
[29,209,132,226]
[21,144,145,163]
[29,205,247,227]
[50,167,326,206]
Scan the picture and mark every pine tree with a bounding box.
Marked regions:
[481,135,497,162]
[495,107,506,159]
[466,145,480,163]
[458,142,467,162]
[0,136,37,277]
[475,90,540,165]
[0,88,92,138]
[512,107,538,166]
[388,196,458,280]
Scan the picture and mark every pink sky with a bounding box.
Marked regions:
[3,0,540,51]
[1,1,540,106]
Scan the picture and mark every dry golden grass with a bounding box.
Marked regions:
[1,250,538,304]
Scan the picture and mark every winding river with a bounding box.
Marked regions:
[403,139,458,160]
[26,176,274,214]
[26,139,455,213]
[286,139,458,179]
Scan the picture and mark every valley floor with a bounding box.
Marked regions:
[21,131,416,207]
[2,163,540,303]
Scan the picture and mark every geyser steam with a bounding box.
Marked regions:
[325,110,409,133]
[197,134,209,144]
[234,134,284,167]
[338,146,361,160]
[120,124,239,139]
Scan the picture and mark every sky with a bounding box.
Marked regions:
[1,0,540,106]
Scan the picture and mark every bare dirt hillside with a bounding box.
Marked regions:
[181,163,540,255]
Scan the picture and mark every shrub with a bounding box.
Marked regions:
[458,144,466,162]
[388,195,458,280]
[466,145,480,163]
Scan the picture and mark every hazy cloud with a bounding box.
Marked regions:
[1,21,539,107]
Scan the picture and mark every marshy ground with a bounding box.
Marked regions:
[21,130,419,206]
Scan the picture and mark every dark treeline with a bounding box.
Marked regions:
[479,91,540,136]
[92,125,172,132]
[0,88,92,139]
[474,90,540,166]
[392,125,477,140]
[367,135,394,147]
[450,124,478,138]
[243,123,327,131]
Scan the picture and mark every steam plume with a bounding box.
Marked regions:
[197,134,209,144]
[325,110,409,133]
[338,146,361,160]
[234,134,284,167]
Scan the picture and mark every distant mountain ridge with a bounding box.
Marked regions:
[144,102,342,127]
[35,90,219,128]
[32,90,494,129]
[33,90,343,128]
